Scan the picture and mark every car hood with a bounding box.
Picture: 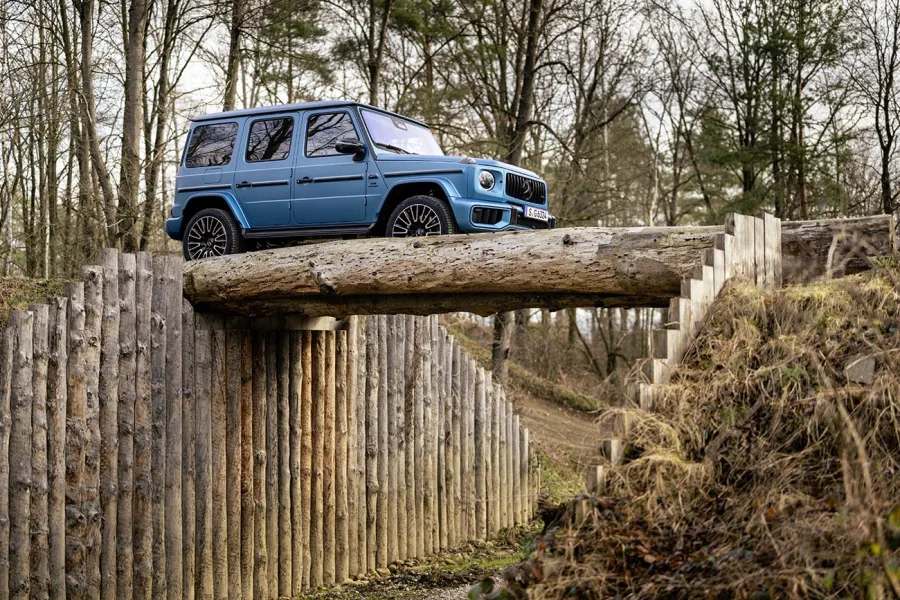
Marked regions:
[375,154,543,180]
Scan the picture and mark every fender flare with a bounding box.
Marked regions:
[181,191,251,232]
[377,175,463,220]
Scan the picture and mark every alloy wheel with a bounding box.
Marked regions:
[186,215,228,259]
[391,203,443,237]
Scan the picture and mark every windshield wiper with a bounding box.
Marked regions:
[375,142,414,155]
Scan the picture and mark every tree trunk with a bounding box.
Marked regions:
[490,311,513,384]
[223,0,245,111]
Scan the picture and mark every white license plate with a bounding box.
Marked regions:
[524,206,549,222]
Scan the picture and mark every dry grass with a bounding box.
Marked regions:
[0,277,64,325]
[492,267,900,599]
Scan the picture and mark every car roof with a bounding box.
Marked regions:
[190,100,429,128]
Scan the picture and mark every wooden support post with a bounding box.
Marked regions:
[30,304,50,600]
[403,315,417,560]
[520,428,529,522]
[148,258,167,600]
[506,397,514,529]
[422,317,435,555]
[323,332,336,585]
[413,318,425,558]
[355,320,368,574]
[240,328,254,599]
[182,308,197,600]
[450,340,462,546]
[288,332,303,593]
[0,323,11,600]
[195,328,213,600]
[47,297,67,600]
[252,332,268,600]
[436,330,447,551]
[345,318,359,579]
[83,265,103,600]
[164,257,183,600]
[365,318,378,572]
[394,317,407,562]
[213,324,230,600]
[310,332,325,587]
[300,332,312,586]
[132,254,151,600]
[512,415,521,524]
[115,254,135,600]
[277,333,292,596]
[386,317,399,564]
[335,330,349,583]
[499,392,509,530]
[473,367,486,540]
[9,311,34,600]
[375,317,388,568]
[225,325,244,600]
[265,332,277,597]
[490,383,501,537]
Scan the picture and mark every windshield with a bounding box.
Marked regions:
[360,109,444,156]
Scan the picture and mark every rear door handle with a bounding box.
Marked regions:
[297,177,312,184]
[235,181,250,189]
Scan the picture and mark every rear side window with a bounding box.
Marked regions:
[185,122,238,168]
[306,113,358,157]
[246,118,294,162]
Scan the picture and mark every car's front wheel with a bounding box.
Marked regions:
[386,195,458,238]
[182,207,244,260]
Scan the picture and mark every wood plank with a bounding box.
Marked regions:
[47,297,68,600]
[114,255,135,600]
[30,304,50,600]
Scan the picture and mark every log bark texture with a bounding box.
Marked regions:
[182,217,896,316]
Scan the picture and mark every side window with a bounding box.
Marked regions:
[185,122,238,168]
[306,112,358,157]
[246,117,294,162]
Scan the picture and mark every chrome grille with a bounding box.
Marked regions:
[505,173,546,205]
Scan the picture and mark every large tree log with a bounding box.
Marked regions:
[182,216,895,317]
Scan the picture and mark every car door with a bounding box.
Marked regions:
[292,110,368,225]
[233,114,297,228]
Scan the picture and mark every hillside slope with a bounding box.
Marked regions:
[495,267,900,599]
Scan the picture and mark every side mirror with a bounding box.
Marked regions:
[335,138,366,159]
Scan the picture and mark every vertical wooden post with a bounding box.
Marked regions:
[512,415,521,524]
[64,282,87,599]
[194,329,213,600]
[466,358,476,540]
[9,310,34,600]
[323,332,336,585]
[376,316,388,568]
[437,331,447,551]
[354,319,368,574]
[473,367,486,540]
[30,304,50,600]
[131,254,152,600]
[182,308,196,600]
[422,317,435,555]
[288,332,303,594]
[497,391,507,531]
[164,257,183,600]
[385,317,399,565]
[47,297,67,600]
[345,318,359,579]
[413,317,425,558]
[83,264,102,600]
[225,324,244,600]
[395,318,407,562]
[251,332,268,600]
[265,332,277,598]
[524,429,532,521]
[310,332,325,588]
[277,333,291,596]
[450,341,461,547]
[490,383,500,537]
[0,323,11,600]
[239,329,254,599]
[335,331,349,583]
[97,250,119,600]
[365,317,378,571]
[403,315,417,560]
[505,394,514,529]
[115,254,136,600]
[300,332,312,587]
[212,324,229,600]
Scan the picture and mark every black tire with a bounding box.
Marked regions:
[385,195,458,237]
[182,207,245,260]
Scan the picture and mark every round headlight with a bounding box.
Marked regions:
[478,170,495,190]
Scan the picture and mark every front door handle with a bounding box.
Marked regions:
[235,181,250,189]
[297,177,312,184]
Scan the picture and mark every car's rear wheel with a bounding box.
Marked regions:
[386,195,458,237]
[183,207,244,260]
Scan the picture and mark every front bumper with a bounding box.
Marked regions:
[165,217,183,241]
[450,197,556,233]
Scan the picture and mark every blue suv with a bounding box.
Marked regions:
[166,101,555,260]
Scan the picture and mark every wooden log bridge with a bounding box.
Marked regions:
[182,215,896,317]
